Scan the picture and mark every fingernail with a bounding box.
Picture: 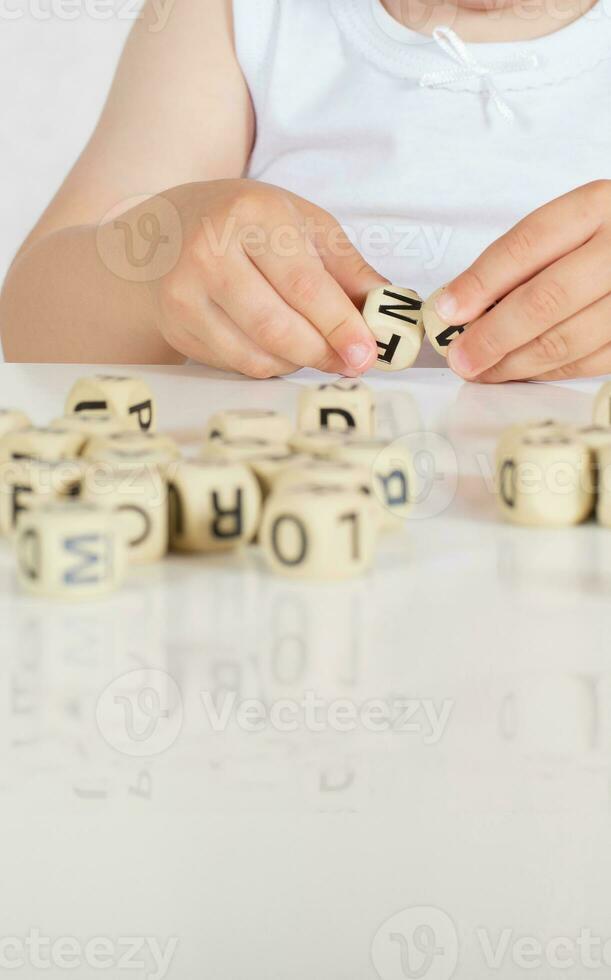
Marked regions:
[448,344,474,378]
[345,343,374,370]
[435,289,459,323]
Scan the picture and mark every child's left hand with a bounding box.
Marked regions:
[435,180,611,383]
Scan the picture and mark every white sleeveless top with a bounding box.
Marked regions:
[233,0,611,366]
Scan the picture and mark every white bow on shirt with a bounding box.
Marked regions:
[420,26,540,122]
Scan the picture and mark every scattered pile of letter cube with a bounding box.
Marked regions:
[496,381,611,527]
[0,375,416,599]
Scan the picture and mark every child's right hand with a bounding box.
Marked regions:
[143,179,385,378]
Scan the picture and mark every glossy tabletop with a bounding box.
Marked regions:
[0,363,609,980]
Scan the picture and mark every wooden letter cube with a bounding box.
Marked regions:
[593,381,611,427]
[273,459,371,496]
[0,426,86,463]
[200,438,286,464]
[84,431,179,465]
[205,410,293,445]
[298,380,375,436]
[0,458,84,536]
[0,409,30,439]
[496,434,594,526]
[65,375,156,432]
[288,429,347,458]
[16,502,127,599]
[82,464,169,564]
[169,460,261,552]
[596,442,611,526]
[50,413,127,446]
[423,287,470,357]
[362,286,424,371]
[330,437,416,527]
[260,485,377,580]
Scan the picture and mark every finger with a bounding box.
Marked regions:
[245,214,379,374]
[477,291,611,383]
[436,182,606,327]
[299,199,389,305]
[448,232,611,379]
[206,244,348,374]
[528,340,611,382]
[166,296,298,379]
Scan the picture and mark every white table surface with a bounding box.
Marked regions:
[1,363,610,980]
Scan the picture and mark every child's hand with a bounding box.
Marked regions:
[150,180,384,378]
[435,181,611,383]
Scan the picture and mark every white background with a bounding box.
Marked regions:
[0,1,134,351]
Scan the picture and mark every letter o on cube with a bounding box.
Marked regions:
[260,485,377,579]
[16,502,127,599]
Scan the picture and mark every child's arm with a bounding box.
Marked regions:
[435,181,611,382]
[0,0,382,373]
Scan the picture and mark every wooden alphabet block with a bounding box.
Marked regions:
[330,438,416,527]
[298,381,375,436]
[201,438,287,463]
[0,409,30,439]
[65,375,156,432]
[362,286,424,371]
[168,460,261,552]
[205,410,293,445]
[496,433,594,526]
[273,459,371,496]
[593,382,611,427]
[16,502,127,599]
[84,431,179,465]
[0,458,84,536]
[50,413,126,446]
[0,426,86,464]
[82,464,168,564]
[422,287,469,357]
[288,429,347,458]
[260,486,377,580]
